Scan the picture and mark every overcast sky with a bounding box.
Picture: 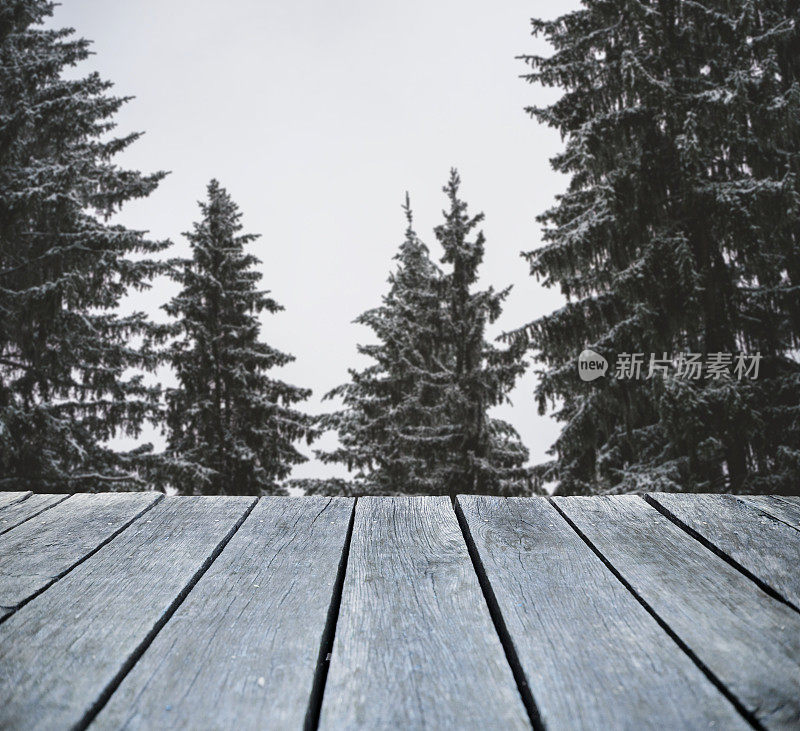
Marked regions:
[50,0,581,481]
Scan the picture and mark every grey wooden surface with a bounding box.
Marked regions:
[0,493,69,536]
[0,491,31,510]
[0,491,798,730]
[555,495,800,729]
[318,496,530,730]
[0,495,254,729]
[457,495,748,730]
[737,494,800,531]
[92,497,354,730]
[0,492,159,619]
[649,492,800,609]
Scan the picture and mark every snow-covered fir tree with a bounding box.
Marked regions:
[515,0,800,494]
[0,0,168,491]
[434,170,529,495]
[163,180,313,495]
[313,174,530,496]
[313,195,447,494]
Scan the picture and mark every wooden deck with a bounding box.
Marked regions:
[0,492,798,730]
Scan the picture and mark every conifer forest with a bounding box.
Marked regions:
[1,0,798,497]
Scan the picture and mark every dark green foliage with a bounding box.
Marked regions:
[162,180,313,495]
[317,173,531,496]
[516,0,800,494]
[0,1,168,491]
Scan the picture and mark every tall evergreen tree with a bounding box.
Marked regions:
[163,180,312,495]
[0,1,167,491]
[314,174,530,496]
[516,0,800,494]
[314,194,447,494]
[435,170,530,495]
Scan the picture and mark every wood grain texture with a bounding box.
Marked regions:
[0,492,160,619]
[555,495,800,729]
[737,495,800,531]
[649,492,800,609]
[318,496,530,730]
[0,495,254,730]
[92,497,354,730]
[0,491,31,510]
[0,493,70,535]
[457,495,748,730]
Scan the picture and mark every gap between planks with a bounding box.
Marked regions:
[318,496,531,729]
[0,493,72,537]
[442,494,771,731]
[643,494,800,615]
[734,495,800,532]
[545,497,764,731]
[0,492,32,511]
[453,498,545,731]
[73,498,259,730]
[0,494,164,626]
[72,496,357,731]
[303,497,358,731]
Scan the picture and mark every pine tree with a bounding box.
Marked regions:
[434,170,530,495]
[314,195,448,494]
[0,0,168,491]
[516,1,800,494]
[314,174,530,496]
[163,180,312,495]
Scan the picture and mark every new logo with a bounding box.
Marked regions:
[578,349,608,381]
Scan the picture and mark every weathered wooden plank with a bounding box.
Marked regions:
[0,492,159,620]
[649,492,800,609]
[93,497,354,730]
[737,495,800,531]
[0,491,31,510]
[0,493,70,536]
[0,495,255,730]
[554,495,800,729]
[457,495,748,730]
[318,496,530,730]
